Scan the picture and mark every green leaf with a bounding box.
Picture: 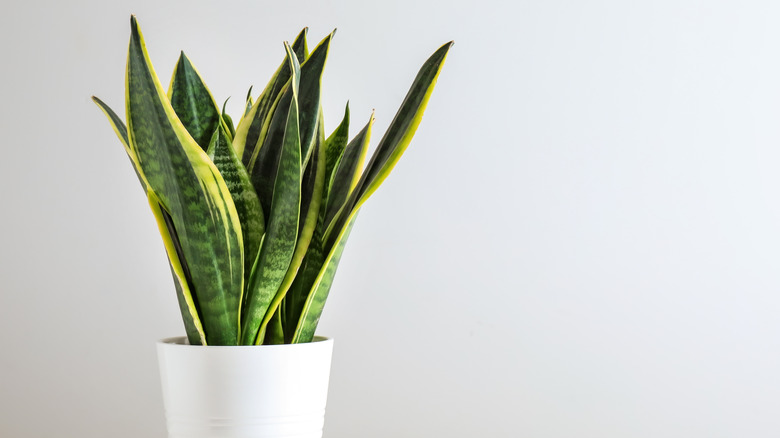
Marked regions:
[233,28,308,162]
[264,307,285,345]
[289,42,453,343]
[323,102,350,196]
[148,191,207,345]
[222,99,236,138]
[126,16,243,345]
[268,117,326,339]
[240,42,302,345]
[168,52,223,151]
[291,215,357,343]
[324,113,372,230]
[324,41,453,249]
[286,119,352,343]
[298,116,326,238]
[92,96,150,191]
[245,85,254,116]
[297,31,334,167]
[207,124,265,291]
[247,32,332,218]
[94,96,205,344]
[284,234,323,342]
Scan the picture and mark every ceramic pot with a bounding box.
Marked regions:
[157,336,334,438]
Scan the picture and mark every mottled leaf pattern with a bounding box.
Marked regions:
[148,191,207,345]
[92,96,150,191]
[266,120,325,342]
[323,103,350,198]
[240,43,302,345]
[222,99,236,138]
[291,217,357,343]
[297,32,334,166]
[169,52,222,151]
[233,28,308,162]
[324,114,372,230]
[324,41,453,249]
[95,16,451,344]
[126,16,243,345]
[208,125,265,291]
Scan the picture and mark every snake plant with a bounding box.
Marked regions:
[93,16,451,345]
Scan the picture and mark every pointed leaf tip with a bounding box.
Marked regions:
[130,15,139,34]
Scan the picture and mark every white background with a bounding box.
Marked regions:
[2,0,780,437]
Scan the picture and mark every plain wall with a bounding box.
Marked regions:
[2,0,780,437]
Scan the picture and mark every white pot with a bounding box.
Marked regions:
[157,336,334,438]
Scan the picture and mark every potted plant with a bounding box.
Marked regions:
[93,16,451,438]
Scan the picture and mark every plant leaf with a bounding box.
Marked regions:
[267,117,326,339]
[240,42,302,345]
[324,41,453,249]
[168,52,223,150]
[126,16,243,345]
[324,113,372,230]
[233,28,308,162]
[245,85,254,115]
[323,102,350,198]
[92,96,150,191]
[92,96,204,344]
[222,98,236,138]
[290,42,453,343]
[148,191,207,345]
[297,31,334,167]
[286,119,352,343]
[291,215,357,343]
[208,124,265,292]
[264,307,285,345]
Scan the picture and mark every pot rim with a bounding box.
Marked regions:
[158,335,332,348]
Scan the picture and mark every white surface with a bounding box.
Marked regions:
[2,1,780,437]
[157,337,333,438]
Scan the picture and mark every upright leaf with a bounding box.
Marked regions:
[93,96,204,343]
[240,43,302,345]
[287,117,367,343]
[292,42,453,342]
[207,125,265,290]
[148,192,207,345]
[248,83,295,216]
[168,52,223,150]
[324,41,453,249]
[265,119,325,339]
[291,216,357,343]
[126,16,243,345]
[92,96,150,191]
[245,85,254,116]
[297,31,334,167]
[264,307,285,345]
[233,28,308,161]
[324,114,372,229]
[222,99,236,138]
[323,103,350,196]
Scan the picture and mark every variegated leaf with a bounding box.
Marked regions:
[207,125,265,291]
[233,28,308,162]
[324,41,453,249]
[168,52,223,150]
[126,16,243,345]
[147,191,207,345]
[324,114,372,230]
[240,42,302,345]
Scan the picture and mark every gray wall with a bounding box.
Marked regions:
[3,0,780,437]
